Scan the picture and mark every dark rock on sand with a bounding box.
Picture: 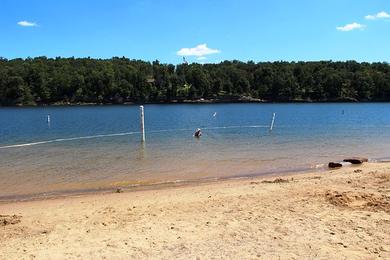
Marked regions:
[343,158,368,164]
[328,162,342,168]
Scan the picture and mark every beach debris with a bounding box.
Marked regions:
[261,178,289,184]
[328,162,342,168]
[354,169,363,173]
[338,241,349,249]
[343,157,368,164]
[0,215,21,226]
[116,188,123,193]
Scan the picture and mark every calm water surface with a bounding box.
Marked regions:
[1,103,389,200]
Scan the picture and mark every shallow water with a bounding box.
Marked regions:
[1,103,390,200]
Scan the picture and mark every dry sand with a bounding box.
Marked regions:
[1,163,389,259]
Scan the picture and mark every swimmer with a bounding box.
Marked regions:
[194,128,202,138]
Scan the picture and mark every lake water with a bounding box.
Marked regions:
[1,103,390,200]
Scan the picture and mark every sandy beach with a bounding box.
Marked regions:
[1,162,389,259]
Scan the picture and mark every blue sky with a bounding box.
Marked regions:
[1,0,389,63]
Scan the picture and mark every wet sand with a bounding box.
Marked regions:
[1,163,389,259]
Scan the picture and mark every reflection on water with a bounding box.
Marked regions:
[137,141,146,160]
[0,103,390,200]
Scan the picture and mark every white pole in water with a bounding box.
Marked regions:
[140,105,145,142]
[269,112,276,132]
[47,115,51,124]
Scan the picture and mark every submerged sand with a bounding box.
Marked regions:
[0,163,389,259]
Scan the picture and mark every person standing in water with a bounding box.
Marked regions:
[194,128,202,138]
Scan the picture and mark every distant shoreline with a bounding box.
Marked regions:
[3,98,390,108]
[2,59,390,106]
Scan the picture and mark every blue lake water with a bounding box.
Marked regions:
[0,103,390,200]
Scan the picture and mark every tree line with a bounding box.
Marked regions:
[0,57,390,106]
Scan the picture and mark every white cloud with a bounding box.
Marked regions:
[336,22,365,31]
[17,21,38,27]
[377,11,390,19]
[197,56,207,61]
[177,44,220,57]
[365,11,390,20]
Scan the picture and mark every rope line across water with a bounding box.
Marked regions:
[0,125,271,150]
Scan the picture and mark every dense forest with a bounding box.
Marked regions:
[0,57,390,106]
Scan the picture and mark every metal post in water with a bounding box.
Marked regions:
[140,105,145,142]
[269,112,276,132]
